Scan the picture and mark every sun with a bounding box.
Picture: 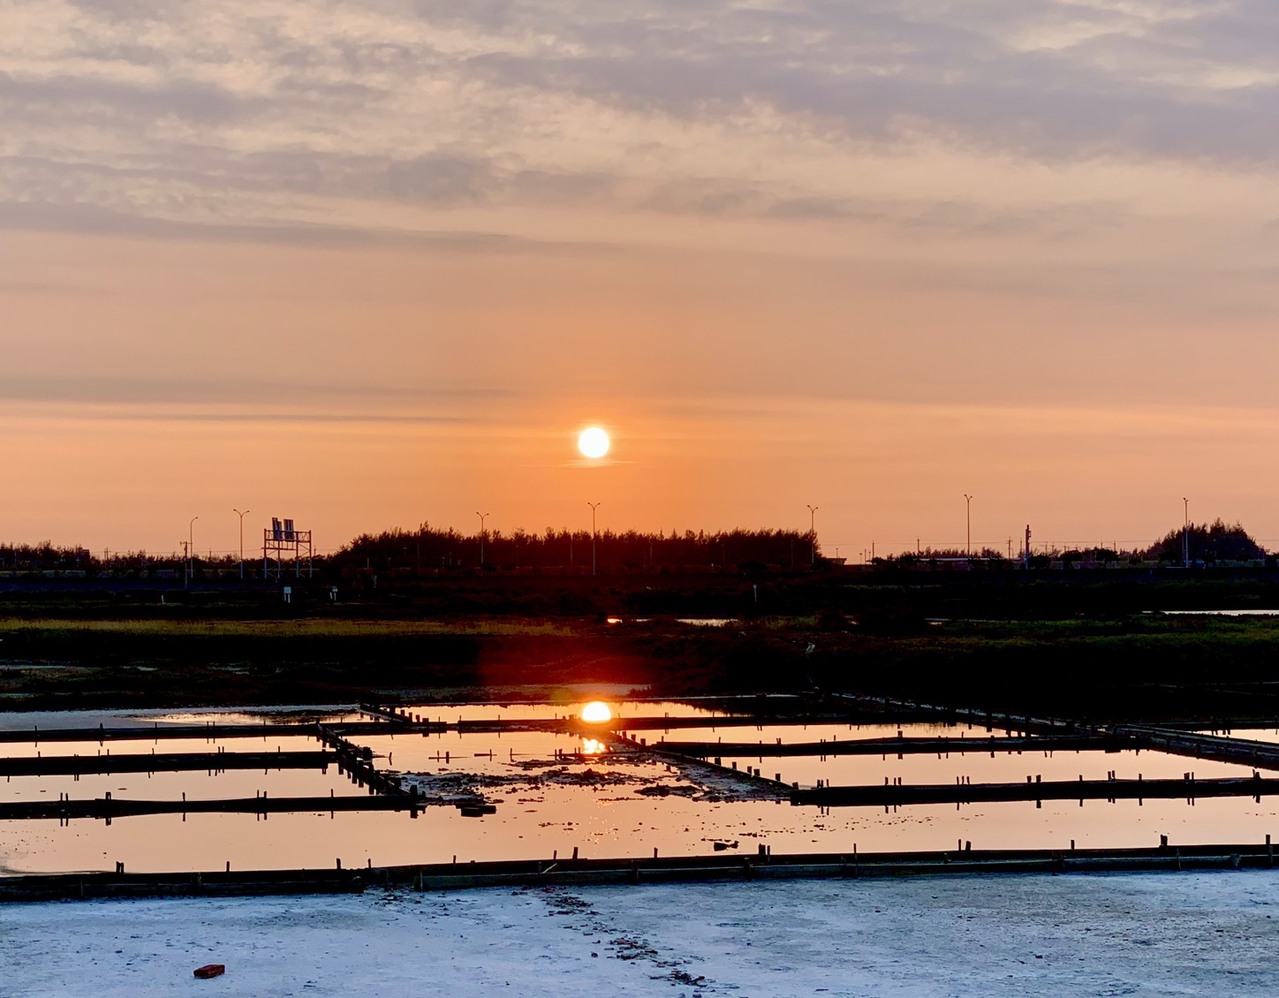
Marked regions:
[578,426,610,460]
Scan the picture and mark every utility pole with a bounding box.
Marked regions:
[963,495,972,556]
[806,504,819,567]
[187,516,198,587]
[1183,497,1190,568]
[233,508,250,580]
[588,502,601,576]
[476,511,489,567]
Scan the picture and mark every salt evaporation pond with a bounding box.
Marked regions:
[397,699,733,724]
[1195,727,1279,746]
[5,787,1277,875]
[0,756,356,806]
[0,707,362,733]
[2,706,1278,875]
[698,743,1258,788]
[0,733,324,762]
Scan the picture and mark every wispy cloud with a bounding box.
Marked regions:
[5,0,1278,249]
[0,374,516,409]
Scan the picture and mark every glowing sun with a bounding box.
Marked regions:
[578,426,610,459]
[580,700,613,723]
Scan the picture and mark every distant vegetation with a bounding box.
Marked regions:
[1144,519,1264,563]
[0,518,1269,582]
[879,520,1267,568]
[0,526,819,579]
[332,524,816,575]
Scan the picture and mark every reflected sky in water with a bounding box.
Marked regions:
[2,710,1278,875]
[4,791,1277,876]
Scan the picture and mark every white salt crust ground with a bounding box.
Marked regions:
[3,870,1278,996]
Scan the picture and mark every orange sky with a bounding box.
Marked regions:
[4,3,1279,557]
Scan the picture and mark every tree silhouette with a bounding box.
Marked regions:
[1143,519,1265,563]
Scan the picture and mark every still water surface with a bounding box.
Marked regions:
[2,706,1276,875]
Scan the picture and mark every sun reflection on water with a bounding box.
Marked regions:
[579,701,613,723]
[580,737,608,756]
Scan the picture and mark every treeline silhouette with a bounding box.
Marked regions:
[0,519,1268,579]
[0,527,819,577]
[881,520,1266,568]
[1145,519,1264,563]
[333,525,817,576]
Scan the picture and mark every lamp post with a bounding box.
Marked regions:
[1183,497,1189,568]
[806,504,819,567]
[476,512,489,567]
[588,502,601,576]
[233,508,250,580]
[188,515,199,586]
[963,495,972,556]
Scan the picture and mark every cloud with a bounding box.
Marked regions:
[0,199,616,253]
[3,0,1278,250]
[0,373,519,422]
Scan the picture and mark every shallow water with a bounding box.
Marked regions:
[0,706,359,733]
[0,758,357,805]
[0,733,323,760]
[3,708,1277,875]
[1197,728,1279,745]
[3,790,1275,874]
[723,746,1256,789]
[397,700,730,724]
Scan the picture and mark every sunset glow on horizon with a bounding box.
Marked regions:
[4,4,1279,557]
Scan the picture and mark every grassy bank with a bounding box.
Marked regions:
[0,612,1277,721]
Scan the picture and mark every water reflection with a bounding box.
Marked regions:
[0,765,358,804]
[1196,728,1279,745]
[397,700,733,723]
[4,710,1279,876]
[579,701,613,724]
[4,792,1277,876]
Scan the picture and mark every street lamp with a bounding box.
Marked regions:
[476,511,490,567]
[1183,497,1189,568]
[963,495,973,556]
[233,508,250,580]
[588,502,601,576]
[806,504,819,567]
[188,515,199,586]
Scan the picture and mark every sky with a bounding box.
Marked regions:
[3,0,1279,559]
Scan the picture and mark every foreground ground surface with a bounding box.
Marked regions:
[3,871,1277,996]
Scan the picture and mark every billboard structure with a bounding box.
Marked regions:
[263,516,314,579]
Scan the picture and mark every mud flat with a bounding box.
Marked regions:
[3,869,1278,996]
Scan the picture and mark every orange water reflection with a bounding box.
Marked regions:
[580,701,613,724]
[580,738,607,756]
[7,715,1279,875]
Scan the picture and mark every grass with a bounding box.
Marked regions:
[0,617,581,639]
[2,609,1278,719]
